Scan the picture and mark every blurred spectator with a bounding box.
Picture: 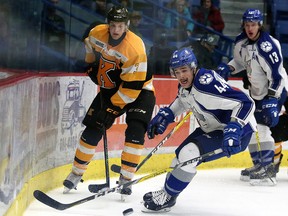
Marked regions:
[188,33,220,69]
[192,0,224,34]
[95,0,111,16]
[148,33,177,75]
[129,11,143,38]
[0,3,10,68]
[119,0,131,8]
[72,0,96,9]
[41,0,65,53]
[164,0,194,41]
[82,2,113,40]
[212,0,220,8]
[40,0,66,70]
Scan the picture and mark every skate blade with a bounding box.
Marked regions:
[63,187,72,194]
[250,177,277,186]
[141,207,171,213]
[121,194,132,202]
[121,194,127,202]
[240,175,250,182]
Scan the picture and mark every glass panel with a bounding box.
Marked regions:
[0,0,240,74]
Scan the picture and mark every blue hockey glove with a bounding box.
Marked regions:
[222,122,243,157]
[216,63,232,81]
[261,97,279,127]
[147,107,175,139]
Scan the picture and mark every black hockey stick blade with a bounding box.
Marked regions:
[88,182,109,193]
[110,164,121,173]
[88,164,120,192]
[33,190,95,210]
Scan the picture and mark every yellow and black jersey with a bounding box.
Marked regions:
[84,24,154,109]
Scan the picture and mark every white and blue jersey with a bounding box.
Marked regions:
[229,31,287,100]
[169,68,257,161]
[170,68,257,134]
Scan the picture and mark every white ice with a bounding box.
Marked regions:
[24,168,288,216]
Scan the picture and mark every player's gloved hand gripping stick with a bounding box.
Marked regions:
[90,92,125,192]
[109,111,192,174]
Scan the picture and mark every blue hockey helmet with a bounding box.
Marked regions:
[169,47,197,76]
[242,9,263,26]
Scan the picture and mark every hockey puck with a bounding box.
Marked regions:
[122,208,134,215]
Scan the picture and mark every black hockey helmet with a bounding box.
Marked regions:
[107,6,129,24]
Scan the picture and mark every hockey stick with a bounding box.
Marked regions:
[33,148,223,211]
[88,92,111,193]
[88,127,110,193]
[109,112,192,174]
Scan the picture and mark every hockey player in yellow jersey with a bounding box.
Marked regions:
[63,6,155,198]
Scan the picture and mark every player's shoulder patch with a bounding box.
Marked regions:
[197,68,214,85]
[199,73,214,85]
[257,31,276,54]
[259,40,273,53]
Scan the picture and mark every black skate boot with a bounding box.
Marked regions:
[240,163,261,182]
[143,189,166,202]
[118,175,132,201]
[142,189,178,213]
[250,163,277,186]
[63,172,83,194]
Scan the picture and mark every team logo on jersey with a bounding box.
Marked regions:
[199,73,213,84]
[260,41,273,52]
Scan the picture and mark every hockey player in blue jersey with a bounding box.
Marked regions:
[216,9,288,186]
[142,47,257,212]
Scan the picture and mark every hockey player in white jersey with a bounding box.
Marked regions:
[142,47,257,212]
[216,9,287,185]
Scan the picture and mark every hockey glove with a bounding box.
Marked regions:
[242,73,251,90]
[222,122,243,157]
[147,107,175,139]
[95,103,123,130]
[216,63,232,81]
[86,62,99,85]
[261,97,279,127]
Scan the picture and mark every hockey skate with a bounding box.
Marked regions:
[118,175,132,201]
[249,163,277,186]
[240,163,261,182]
[142,189,178,213]
[63,172,83,194]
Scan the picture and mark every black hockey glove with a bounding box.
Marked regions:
[95,103,123,130]
[242,74,251,90]
[86,62,99,85]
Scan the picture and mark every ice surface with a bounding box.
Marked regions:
[24,168,288,216]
